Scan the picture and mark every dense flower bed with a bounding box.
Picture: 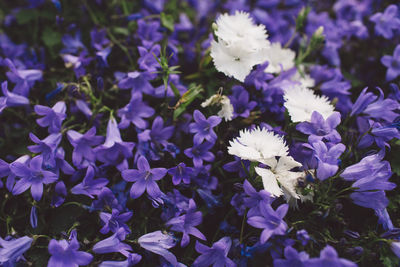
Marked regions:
[1,0,400,266]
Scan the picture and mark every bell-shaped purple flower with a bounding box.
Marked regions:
[99,253,142,267]
[0,81,29,113]
[138,231,177,266]
[71,165,109,199]
[308,141,346,180]
[48,230,93,267]
[0,236,33,266]
[34,101,66,133]
[243,179,272,217]
[94,117,135,171]
[28,133,61,168]
[10,155,58,201]
[93,227,132,256]
[121,156,167,199]
[193,237,235,267]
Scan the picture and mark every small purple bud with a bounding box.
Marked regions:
[30,206,37,228]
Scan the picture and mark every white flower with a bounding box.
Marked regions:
[210,11,270,82]
[201,94,234,121]
[283,84,335,122]
[255,156,305,200]
[264,42,296,74]
[227,127,288,163]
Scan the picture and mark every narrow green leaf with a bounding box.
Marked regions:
[161,12,174,32]
[173,84,203,120]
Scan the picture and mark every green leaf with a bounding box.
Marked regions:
[112,27,130,36]
[16,9,37,24]
[173,84,203,120]
[170,82,181,98]
[161,12,174,32]
[41,27,62,48]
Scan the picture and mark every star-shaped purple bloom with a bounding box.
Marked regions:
[34,101,66,133]
[189,110,221,145]
[193,237,235,267]
[48,230,93,267]
[168,162,193,185]
[118,92,155,129]
[93,227,132,256]
[243,179,272,217]
[71,165,109,199]
[67,127,104,168]
[381,45,400,81]
[100,208,133,235]
[166,199,206,247]
[10,155,58,201]
[247,203,288,244]
[184,141,215,167]
[296,111,341,143]
[370,5,400,39]
[121,156,167,199]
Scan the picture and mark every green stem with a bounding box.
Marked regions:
[240,209,248,244]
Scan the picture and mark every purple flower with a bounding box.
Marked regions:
[381,45,400,81]
[28,133,61,168]
[242,179,271,217]
[247,203,288,244]
[136,19,163,48]
[93,227,132,256]
[166,199,206,247]
[229,85,257,118]
[308,141,346,180]
[67,127,104,167]
[0,81,29,113]
[296,230,310,246]
[118,92,155,129]
[4,58,43,96]
[370,5,400,39]
[296,111,341,143]
[168,162,193,185]
[71,165,109,199]
[51,181,67,207]
[308,245,357,267]
[116,71,155,94]
[94,117,135,171]
[10,155,58,201]
[0,236,33,266]
[184,141,215,167]
[100,209,133,234]
[274,246,310,267]
[138,231,177,266]
[48,231,93,267]
[137,44,161,72]
[90,28,110,50]
[99,253,142,267]
[189,110,221,145]
[138,116,175,147]
[121,156,167,199]
[34,101,66,133]
[193,237,235,267]
[91,187,122,211]
[0,155,30,192]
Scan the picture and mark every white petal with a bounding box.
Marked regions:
[255,167,283,197]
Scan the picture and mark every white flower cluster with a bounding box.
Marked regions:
[210,11,270,82]
[227,127,305,200]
